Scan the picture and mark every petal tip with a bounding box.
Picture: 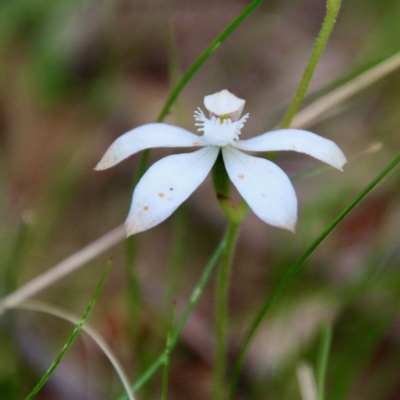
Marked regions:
[94,162,106,171]
[125,216,155,237]
[283,220,297,233]
[335,153,348,171]
[94,153,115,170]
[280,212,297,233]
[327,145,348,171]
[125,220,138,237]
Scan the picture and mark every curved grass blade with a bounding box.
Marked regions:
[16,299,134,400]
[25,261,111,399]
[229,151,400,397]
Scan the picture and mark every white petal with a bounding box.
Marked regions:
[235,129,347,170]
[222,147,297,232]
[95,123,203,170]
[204,90,245,117]
[125,147,219,236]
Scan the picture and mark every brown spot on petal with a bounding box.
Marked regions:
[192,142,200,146]
[158,192,165,198]
[143,206,149,211]
[238,173,245,179]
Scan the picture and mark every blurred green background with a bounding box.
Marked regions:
[1,0,400,399]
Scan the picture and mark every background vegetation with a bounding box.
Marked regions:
[1,0,400,399]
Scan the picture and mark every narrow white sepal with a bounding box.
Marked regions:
[95,123,203,170]
[125,147,219,236]
[222,147,297,232]
[235,129,347,171]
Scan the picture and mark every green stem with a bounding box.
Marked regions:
[280,0,342,128]
[229,151,400,398]
[161,302,176,400]
[317,324,332,400]
[212,151,231,199]
[213,222,241,400]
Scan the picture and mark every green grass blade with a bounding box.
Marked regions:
[229,151,400,397]
[155,0,263,123]
[161,302,177,400]
[16,300,134,400]
[280,0,342,128]
[2,215,31,296]
[25,261,111,399]
[317,324,332,400]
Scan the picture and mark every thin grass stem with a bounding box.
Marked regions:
[291,50,400,129]
[280,0,342,129]
[161,302,177,400]
[25,261,111,399]
[317,324,332,400]
[3,215,31,296]
[156,1,263,123]
[16,300,135,400]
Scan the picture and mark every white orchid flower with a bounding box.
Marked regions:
[96,90,346,237]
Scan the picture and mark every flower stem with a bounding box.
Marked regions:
[212,151,231,199]
[280,0,342,129]
[213,221,241,400]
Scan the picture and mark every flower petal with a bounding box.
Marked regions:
[204,90,245,118]
[235,129,347,170]
[222,147,297,232]
[125,147,219,236]
[95,123,203,170]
